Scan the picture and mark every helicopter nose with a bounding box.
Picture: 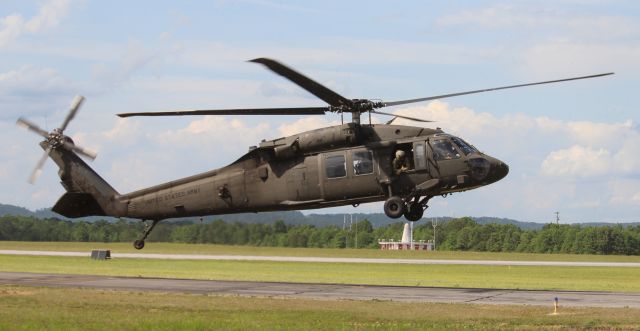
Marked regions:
[491,158,509,182]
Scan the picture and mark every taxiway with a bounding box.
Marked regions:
[1,271,639,308]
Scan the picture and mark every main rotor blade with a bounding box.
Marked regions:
[59,95,85,132]
[62,141,97,160]
[383,72,614,107]
[16,117,49,138]
[117,107,329,117]
[370,110,433,123]
[249,58,353,109]
[29,147,51,184]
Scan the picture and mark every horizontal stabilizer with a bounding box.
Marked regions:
[52,192,106,218]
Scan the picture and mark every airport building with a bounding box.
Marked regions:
[378,223,434,251]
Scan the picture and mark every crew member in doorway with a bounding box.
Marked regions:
[393,149,409,175]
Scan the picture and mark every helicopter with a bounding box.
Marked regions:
[17,58,612,249]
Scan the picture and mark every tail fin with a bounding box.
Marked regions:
[44,142,127,218]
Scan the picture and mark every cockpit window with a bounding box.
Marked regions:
[431,139,461,160]
[451,137,477,155]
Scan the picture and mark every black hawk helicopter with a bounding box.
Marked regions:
[17,58,612,249]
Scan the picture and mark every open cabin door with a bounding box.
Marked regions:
[413,141,427,172]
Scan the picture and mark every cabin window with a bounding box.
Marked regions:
[353,151,374,175]
[413,142,427,170]
[326,155,346,178]
[431,139,461,160]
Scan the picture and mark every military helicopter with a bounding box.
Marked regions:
[17,58,612,249]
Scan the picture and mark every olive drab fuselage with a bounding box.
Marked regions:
[121,123,509,221]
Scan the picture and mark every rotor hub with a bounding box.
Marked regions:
[47,129,65,148]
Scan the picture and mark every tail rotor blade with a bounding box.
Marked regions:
[62,141,97,160]
[28,147,51,184]
[59,95,85,132]
[17,118,49,139]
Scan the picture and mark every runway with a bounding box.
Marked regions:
[2,250,640,267]
[1,271,639,308]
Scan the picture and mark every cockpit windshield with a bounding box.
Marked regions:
[451,137,477,155]
[431,139,461,160]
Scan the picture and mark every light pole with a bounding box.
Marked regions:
[410,221,413,250]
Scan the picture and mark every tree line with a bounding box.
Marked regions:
[1,215,639,255]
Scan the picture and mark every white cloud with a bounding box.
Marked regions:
[102,118,141,142]
[540,145,611,177]
[519,42,640,77]
[0,66,78,119]
[436,4,640,39]
[0,14,24,47]
[540,120,640,178]
[92,40,171,90]
[434,4,640,78]
[607,180,640,206]
[565,120,635,146]
[153,116,271,159]
[278,116,340,136]
[390,101,640,180]
[0,0,72,47]
[0,66,71,95]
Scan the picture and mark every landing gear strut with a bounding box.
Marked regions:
[404,196,431,222]
[133,220,159,250]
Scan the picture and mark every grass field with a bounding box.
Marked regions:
[2,254,640,292]
[3,241,640,262]
[2,242,640,330]
[1,286,639,330]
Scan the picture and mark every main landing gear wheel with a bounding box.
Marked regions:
[384,196,405,219]
[133,240,145,250]
[404,202,424,222]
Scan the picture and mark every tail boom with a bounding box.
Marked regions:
[45,142,127,218]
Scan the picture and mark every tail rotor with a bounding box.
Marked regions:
[17,95,97,184]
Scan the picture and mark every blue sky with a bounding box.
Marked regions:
[1,0,639,223]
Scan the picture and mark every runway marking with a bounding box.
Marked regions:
[1,250,640,267]
[1,271,639,308]
[464,289,515,304]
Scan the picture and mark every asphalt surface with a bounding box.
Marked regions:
[1,271,639,308]
[2,250,640,267]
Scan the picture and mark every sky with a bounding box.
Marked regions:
[1,0,639,223]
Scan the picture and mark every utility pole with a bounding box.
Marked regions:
[355,215,358,249]
[432,217,438,251]
[555,211,560,225]
[343,214,348,248]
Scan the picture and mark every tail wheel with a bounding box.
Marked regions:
[133,240,145,250]
[404,202,424,222]
[384,196,405,219]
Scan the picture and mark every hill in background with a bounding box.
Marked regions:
[1,203,637,230]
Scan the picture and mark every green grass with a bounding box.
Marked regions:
[2,241,640,262]
[2,255,640,292]
[1,286,639,330]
